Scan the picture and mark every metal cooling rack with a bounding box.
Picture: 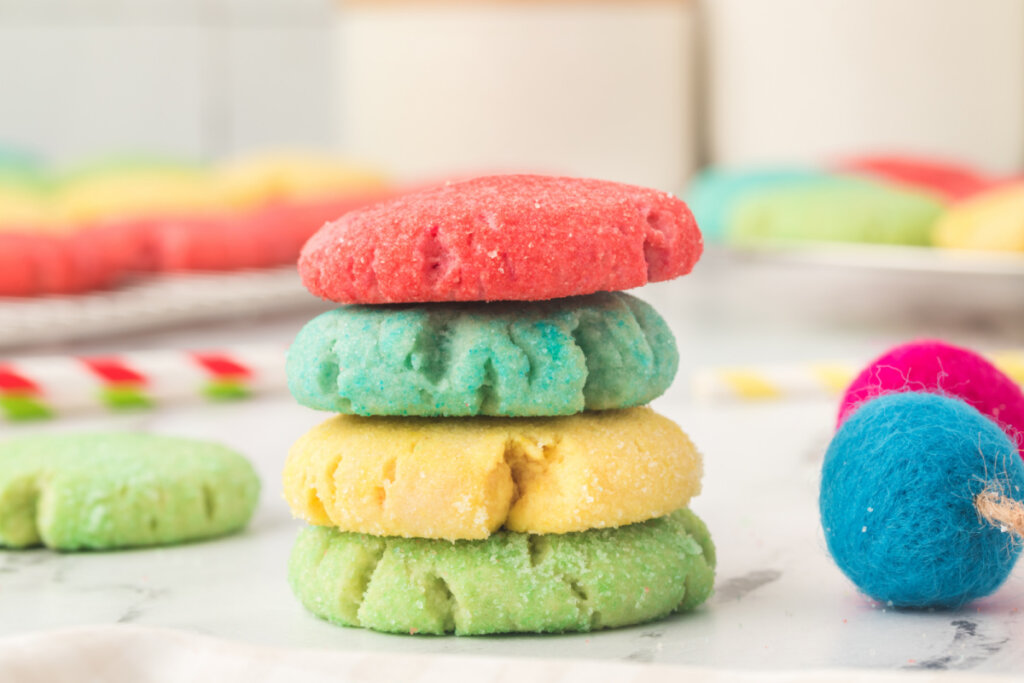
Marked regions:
[0,268,325,350]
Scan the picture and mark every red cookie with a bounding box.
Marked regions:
[0,227,128,297]
[144,191,393,272]
[0,232,42,296]
[835,156,996,202]
[299,175,702,303]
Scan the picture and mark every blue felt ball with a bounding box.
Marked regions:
[820,392,1024,608]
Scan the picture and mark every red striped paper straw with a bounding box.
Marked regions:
[0,346,286,421]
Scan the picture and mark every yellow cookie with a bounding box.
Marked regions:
[933,183,1024,252]
[56,166,220,223]
[215,152,388,209]
[282,407,702,541]
[0,185,59,231]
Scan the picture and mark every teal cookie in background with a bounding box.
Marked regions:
[286,291,678,417]
[729,179,944,247]
[0,433,260,550]
[0,146,49,192]
[288,508,715,635]
[686,167,830,242]
[0,145,41,171]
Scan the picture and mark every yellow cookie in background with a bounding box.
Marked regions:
[0,184,60,231]
[283,407,702,541]
[55,164,221,224]
[215,151,388,209]
[933,182,1024,252]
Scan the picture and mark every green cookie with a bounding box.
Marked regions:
[0,433,260,550]
[729,180,944,247]
[289,508,715,636]
[286,292,678,417]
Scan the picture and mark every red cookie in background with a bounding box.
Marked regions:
[0,226,129,297]
[834,155,998,202]
[0,232,44,296]
[0,189,397,296]
[144,190,396,272]
[0,154,395,297]
[299,174,703,304]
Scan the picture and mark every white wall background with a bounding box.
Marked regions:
[338,2,697,191]
[0,0,336,164]
[1,0,1022,180]
[702,0,1024,174]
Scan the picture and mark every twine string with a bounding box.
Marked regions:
[975,488,1024,538]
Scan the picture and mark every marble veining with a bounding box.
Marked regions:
[906,619,1011,671]
[713,570,782,603]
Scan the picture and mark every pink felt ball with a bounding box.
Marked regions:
[837,340,1024,456]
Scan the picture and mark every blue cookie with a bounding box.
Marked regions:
[286,292,677,417]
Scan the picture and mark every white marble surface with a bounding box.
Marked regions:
[2,254,1024,676]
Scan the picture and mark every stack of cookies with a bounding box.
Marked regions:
[283,175,715,635]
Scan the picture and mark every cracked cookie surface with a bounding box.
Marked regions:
[282,407,701,540]
[0,433,260,550]
[286,292,678,417]
[288,508,715,635]
[298,174,703,304]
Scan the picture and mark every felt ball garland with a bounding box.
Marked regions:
[820,340,1024,609]
[837,339,1024,456]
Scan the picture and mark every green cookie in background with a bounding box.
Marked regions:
[0,433,260,550]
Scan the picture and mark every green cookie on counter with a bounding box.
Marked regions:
[0,433,260,550]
